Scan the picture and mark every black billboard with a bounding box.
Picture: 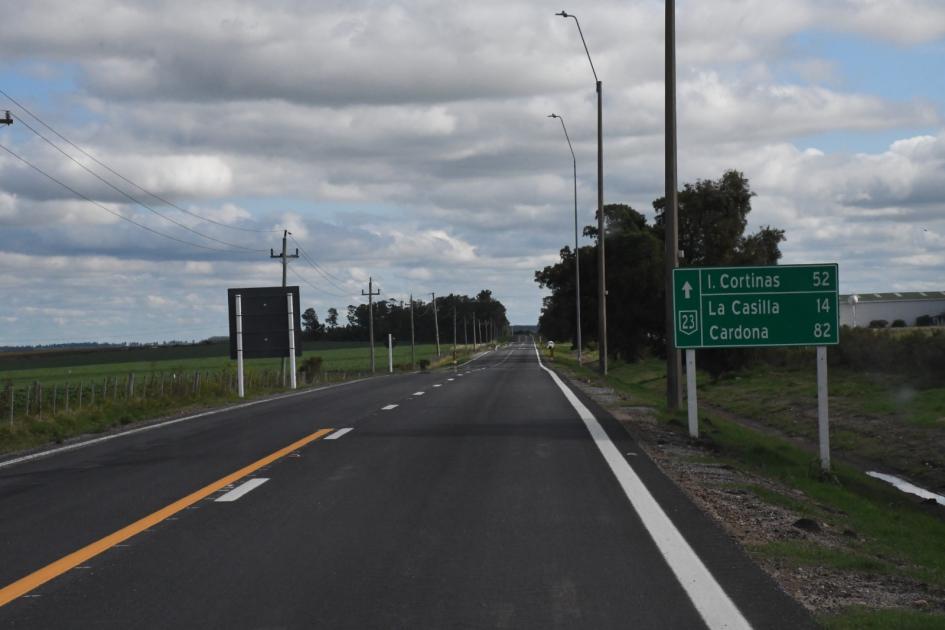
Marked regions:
[227,286,302,359]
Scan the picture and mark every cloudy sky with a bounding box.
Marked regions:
[1,0,944,345]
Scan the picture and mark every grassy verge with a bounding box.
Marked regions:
[545,345,945,628]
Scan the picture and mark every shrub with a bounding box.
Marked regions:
[418,359,430,371]
[299,356,323,380]
[916,314,934,327]
[868,320,888,328]
[891,319,907,328]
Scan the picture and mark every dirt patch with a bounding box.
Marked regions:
[565,375,945,617]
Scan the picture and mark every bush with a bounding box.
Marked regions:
[831,328,945,387]
[891,319,907,328]
[868,320,888,328]
[418,359,430,371]
[916,314,934,327]
[298,356,323,380]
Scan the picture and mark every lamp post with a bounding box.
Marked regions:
[548,113,583,364]
[557,10,607,375]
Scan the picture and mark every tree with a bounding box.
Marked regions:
[325,307,339,329]
[536,169,786,369]
[301,307,322,340]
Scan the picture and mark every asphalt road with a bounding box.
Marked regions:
[0,339,813,629]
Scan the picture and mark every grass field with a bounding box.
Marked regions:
[545,345,945,629]
[0,342,458,386]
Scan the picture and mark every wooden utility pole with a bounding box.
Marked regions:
[362,277,381,372]
[271,229,299,385]
[431,292,441,356]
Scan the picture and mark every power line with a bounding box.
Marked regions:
[287,265,349,298]
[10,113,266,253]
[0,88,280,234]
[291,248,350,294]
[288,235,351,291]
[0,142,244,254]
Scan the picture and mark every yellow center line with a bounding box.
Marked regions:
[0,427,334,607]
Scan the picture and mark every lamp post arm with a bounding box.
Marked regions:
[566,15,598,83]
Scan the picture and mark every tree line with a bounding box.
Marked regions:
[535,169,785,369]
[300,289,510,345]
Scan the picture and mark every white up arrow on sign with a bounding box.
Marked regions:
[682,281,693,299]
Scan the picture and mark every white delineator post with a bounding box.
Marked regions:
[686,349,698,438]
[287,293,297,390]
[388,334,393,374]
[236,294,245,398]
[817,345,830,471]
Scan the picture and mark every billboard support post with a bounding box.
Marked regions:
[236,294,245,398]
[287,293,297,390]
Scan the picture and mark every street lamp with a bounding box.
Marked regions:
[548,113,583,363]
[556,10,607,375]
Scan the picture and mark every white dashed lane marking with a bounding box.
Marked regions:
[433,384,442,388]
[382,404,398,410]
[325,428,354,440]
[215,478,269,503]
[413,391,425,396]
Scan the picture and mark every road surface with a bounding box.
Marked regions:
[0,339,812,628]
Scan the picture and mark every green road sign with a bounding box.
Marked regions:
[673,264,839,349]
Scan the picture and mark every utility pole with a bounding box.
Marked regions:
[409,295,416,370]
[362,277,380,372]
[431,292,441,356]
[463,316,468,347]
[270,229,299,289]
[271,229,299,386]
[665,0,683,409]
[1,111,12,126]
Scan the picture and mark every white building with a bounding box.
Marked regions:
[839,291,945,327]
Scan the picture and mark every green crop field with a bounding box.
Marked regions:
[0,342,460,386]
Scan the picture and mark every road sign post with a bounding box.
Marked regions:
[672,264,839,467]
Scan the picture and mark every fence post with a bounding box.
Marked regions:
[91,382,96,406]
[8,383,13,427]
[78,382,83,409]
[53,383,58,414]
[192,371,200,395]
[160,372,165,397]
[65,382,69,412]
[127,373,135,399]
[113,376,118,401]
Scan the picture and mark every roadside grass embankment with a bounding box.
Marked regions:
[0,341,476,456]
[544,345,945,628]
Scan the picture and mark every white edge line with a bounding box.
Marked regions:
[325,427,354,440]
[382,404,398,410]
[0,378,370,471]
[532,341,752,630]
[215,477,269,502]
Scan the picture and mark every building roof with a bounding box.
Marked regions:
[840,291,945,302]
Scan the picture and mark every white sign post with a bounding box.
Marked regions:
[816,346,830,471]
[685,349,698,438]
[287,293,297,390]
[236,294,245,398]
[388,334,393,373]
